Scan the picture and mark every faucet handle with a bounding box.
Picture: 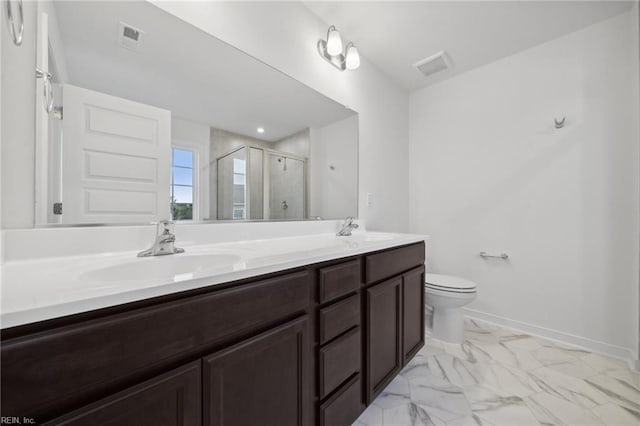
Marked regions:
[344,216,357,227]
[153,220,174,235]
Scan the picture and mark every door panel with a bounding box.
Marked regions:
[61,84,171,223]
[203,316,310,426]
[403,267,426,363]
[365,277,402,403]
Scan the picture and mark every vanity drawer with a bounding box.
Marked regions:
[1,271,310,420]
[319,294,360,344]
[319,374,364,426]
[319,327,361,399]
[319,259,361,303]
[365,243,425,284]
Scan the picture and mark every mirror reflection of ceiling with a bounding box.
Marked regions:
[52,1,354,141]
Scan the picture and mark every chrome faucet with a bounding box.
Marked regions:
[337,217,359,236]
[137,220,185,257]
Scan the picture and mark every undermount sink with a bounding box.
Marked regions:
[80,254,243,283]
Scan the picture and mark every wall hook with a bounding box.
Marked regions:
[4,0,24,46]
[554,117,566,129]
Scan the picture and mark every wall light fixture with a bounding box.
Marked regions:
[317,26,360,71]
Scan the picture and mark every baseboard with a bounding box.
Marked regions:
[462,307,639,371]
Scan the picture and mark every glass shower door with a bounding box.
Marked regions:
[268,154,305,220]
[217,147,246,220]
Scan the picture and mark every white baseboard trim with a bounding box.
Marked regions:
[462,307,639,371]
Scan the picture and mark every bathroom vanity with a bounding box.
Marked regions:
[0,236,425,426]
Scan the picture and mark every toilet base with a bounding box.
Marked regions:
[432,307,464,343]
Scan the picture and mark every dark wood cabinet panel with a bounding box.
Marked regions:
[319,374,364,426]
[402,267,426,363]
[318,260,361,303]
[319,294,360,345]
[203,316,310,426]
[1,271,310,419]
[365,277,403,403]
[365,243,425,284]
[318,327,361,399]
[44,361,201,426]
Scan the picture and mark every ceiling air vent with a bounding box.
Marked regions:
[413,51,451,77]
[118,22,144,51]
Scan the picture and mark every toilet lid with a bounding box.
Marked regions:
[425,274,477,292]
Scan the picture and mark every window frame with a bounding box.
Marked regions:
[170,147,195,221]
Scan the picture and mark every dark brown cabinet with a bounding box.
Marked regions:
[365,277,403,403]
[318,327,361,399]
[1,242,425,426]
[203,317,310,426]
[402,266,426,363]
[0,271,310,419]
[316,261,363,426]
[319,294,360,345]
[318,259,361,303]
[46,362,202,426]
[319,375,364,426]
[364,250,426,405]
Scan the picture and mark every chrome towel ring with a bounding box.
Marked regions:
[5,0,24,46]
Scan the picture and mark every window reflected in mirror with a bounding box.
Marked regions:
[170,148,194,221]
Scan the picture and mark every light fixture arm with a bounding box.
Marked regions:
[317,39,347,71]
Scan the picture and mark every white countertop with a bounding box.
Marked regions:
[0,231,426,329]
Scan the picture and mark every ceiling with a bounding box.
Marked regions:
[51,1,354,141]
[304,1,636,91]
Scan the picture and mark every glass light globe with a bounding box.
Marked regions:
[345,44,360,70]
[326,27,343,56]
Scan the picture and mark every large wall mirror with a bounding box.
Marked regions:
[33,0,358,226]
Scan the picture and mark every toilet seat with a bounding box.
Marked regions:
[425,274,477,294]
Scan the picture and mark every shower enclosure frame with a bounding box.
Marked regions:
[216,144,308,221]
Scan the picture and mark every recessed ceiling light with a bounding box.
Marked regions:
[257,127,265,134]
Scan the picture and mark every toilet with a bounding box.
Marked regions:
[425,274,477,343]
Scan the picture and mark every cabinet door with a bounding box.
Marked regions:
[365,277,402,403]
[45,362,201,426]
[402,266,426,363]
[203,316,310,426]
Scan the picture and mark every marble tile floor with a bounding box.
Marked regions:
[353,318,640,426]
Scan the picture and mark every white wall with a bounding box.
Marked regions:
[273,129,310,159]
[1,1,37,228]
[152,1,410,232]
[409,11,640,360]
[635,2,640,367]
[310,115,359,219]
